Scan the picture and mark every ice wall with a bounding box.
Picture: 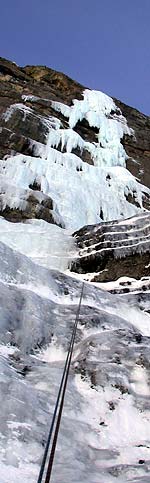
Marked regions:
[0,89,149,230]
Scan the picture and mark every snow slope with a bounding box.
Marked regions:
[0,237,150,482]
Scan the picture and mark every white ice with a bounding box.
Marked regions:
[0,217,76,270]
[51,88,133,168]
[1,89,149,230]
[0,152,149,230]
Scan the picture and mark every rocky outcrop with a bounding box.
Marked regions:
[115,99,150,189]
[0,57,83,159]
[0,191,56,224]
[71,212,150,284]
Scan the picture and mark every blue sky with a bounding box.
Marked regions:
[1,0,149,114]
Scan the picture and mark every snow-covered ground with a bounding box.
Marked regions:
[0,228,149,483]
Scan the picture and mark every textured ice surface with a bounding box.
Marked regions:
[0,152,149,230]
[0,242,150,482]
[0,217,76,270]
[51,89,132,168]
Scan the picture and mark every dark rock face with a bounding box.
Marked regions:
[115,99,150,189]
[0,192,55,224]
[0,57,84,159]
[71,213,150,283]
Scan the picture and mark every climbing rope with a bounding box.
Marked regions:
[37,282,84,483]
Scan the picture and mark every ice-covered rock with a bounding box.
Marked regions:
[0,57,149,483]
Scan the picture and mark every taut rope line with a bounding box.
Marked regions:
[37,282,84,483]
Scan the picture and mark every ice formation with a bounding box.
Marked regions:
[0,217,76,270]
[3,102,61,130]
[2,103,33,122]
[0,86,150,483]
[51,89,133,167]
[0,150,149,230]
[0,89,149,230]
